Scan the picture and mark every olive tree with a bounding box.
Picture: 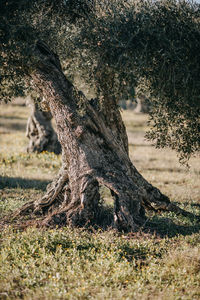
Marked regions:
[1,0,199,230]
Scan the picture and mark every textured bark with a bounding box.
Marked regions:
[26,96,61,154]
[16,41,195,231]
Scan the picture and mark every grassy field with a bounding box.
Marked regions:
[0,103,199,299]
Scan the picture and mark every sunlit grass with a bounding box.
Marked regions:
[0,227,199,299]
[0,104,199,299]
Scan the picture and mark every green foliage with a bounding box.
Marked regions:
[0,0,92,101]
[68,0,200,162]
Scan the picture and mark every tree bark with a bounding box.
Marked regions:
[26,96,61,154]
[16,41,195,231]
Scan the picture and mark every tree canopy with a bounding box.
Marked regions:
[0,0,92,99]
[1,0,200,162]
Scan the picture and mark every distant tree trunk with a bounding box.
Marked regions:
[133,96,150,114]
[17,41,193,231]
[26,97,61,154]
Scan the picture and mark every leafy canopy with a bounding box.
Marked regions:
[0,0,93,99]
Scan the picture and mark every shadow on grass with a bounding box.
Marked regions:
[0,115,26,120]
[143,167,186,173]
[182,202,200,209]
[90,202,200,238]
[0,121,26,132]
[129,143,152,148]
[92,194,200,238]
[146,216,200,238]
[0,176,50,191]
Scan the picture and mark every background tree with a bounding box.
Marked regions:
[26,95,61,154]
[1,0,199,230]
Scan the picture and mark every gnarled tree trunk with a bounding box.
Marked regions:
[16,41,194,231]
[26,96,61,154]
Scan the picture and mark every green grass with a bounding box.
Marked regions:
[0,103,200,299]
[0,228,199,299]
